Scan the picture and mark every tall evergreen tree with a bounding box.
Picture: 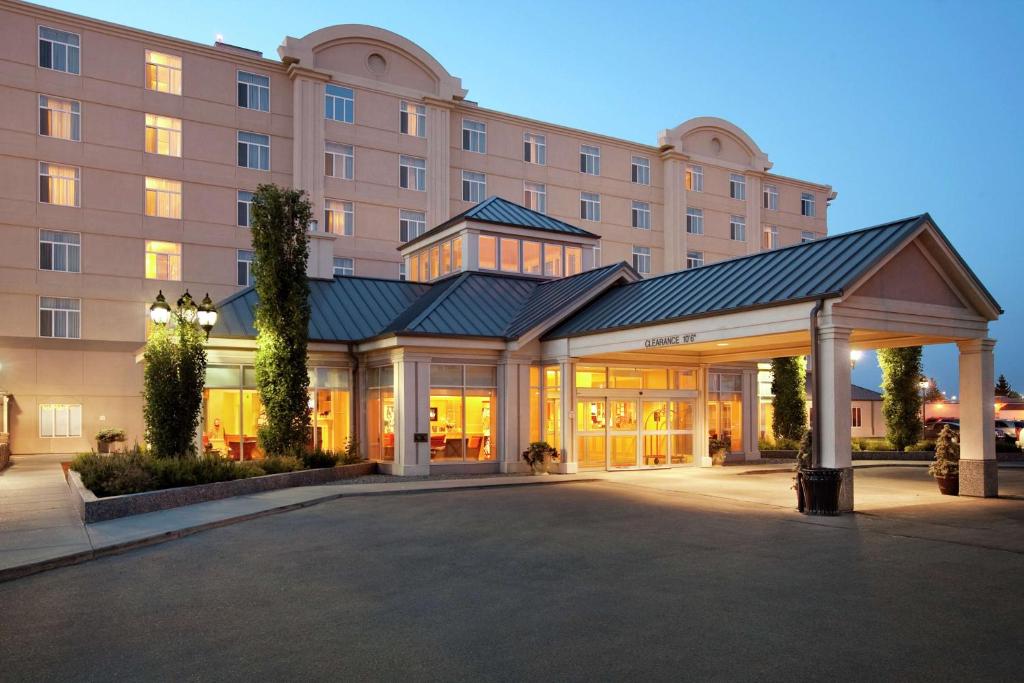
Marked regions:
[878,346,923,451]
[770,356,807,443]
[994,374,1013,397]
[922,376,944,402]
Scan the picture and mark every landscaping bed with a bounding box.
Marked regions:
[67,460,376,523]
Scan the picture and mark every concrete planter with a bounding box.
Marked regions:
[66,461,377,523]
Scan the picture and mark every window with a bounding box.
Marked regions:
[631,156,650,185]
[685,165,703,192]
[39,296,80,338]
[685,207,703,235]
[580,192,601,222]
[762,224,779,250]
[523,181,546,214]
[237,249,254,286]
[543,243,563,277]
[852,406,862,428]
[38,95,80,141]
[399,155,426,191]
[324,200,354,236]
[478,235,497,270]
[145,240,182,280]
[325,84,354,123]
[237,131,269,170]
[580,145,601,175]
[801,192,816,217]
[522,241,541,275]
[237,190,253,227]
[366,366,396,460]
[462,170,486,203]
[39,403,82,438]
[500,238,520,273]
[144,50,181,95]
[730,215,746,241]
[333,257,354,276]
[145,114,182,157]
[39,26,79,74]
[39,230,80,273]
[632,201,651,230]
[452,236,463,271]
[39,162,80,206]
[566,246,583,276]
[462,119,486,153]
[145,177,182,219]
[399,210,426,243]
[524,133,546,164]
[237,71,269,111]
[708,373,743,452]
[592,244,601,268]
[729,173,746,200]
[429,364,498,463]
[763,184,778,211]
[399,100,426,137]
[686,250,704,269]
[398,262,406,281]
[632,246,651,274]
[801,231,816,244]
[325,142,354,179]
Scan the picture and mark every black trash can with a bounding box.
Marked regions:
[799,468,843,516]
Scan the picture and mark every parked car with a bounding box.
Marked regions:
[1014,420,1024,449]
[923,419,960,440]
[995,419,1019,446]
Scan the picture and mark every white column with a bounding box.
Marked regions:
[661,153,686,273]
[746,175,762,255]
[425,100,451,229]
[498,354,523,473]
[288,65,333,278]
[958,338,998,497]
[816,325,853,510]
[742,367,761,461]
[556,358,576,474]
[696,365,710,466]
[394,358,430,476]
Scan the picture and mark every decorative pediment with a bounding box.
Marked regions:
[658,116,772,171]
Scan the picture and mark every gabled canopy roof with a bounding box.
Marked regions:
[544,214,1001,339]
[401,196,599,251]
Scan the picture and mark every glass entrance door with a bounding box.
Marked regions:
[578,395,694,470]
[608,398,639,468]
[576,398,607,469]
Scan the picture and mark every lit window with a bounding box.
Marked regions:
[325,200,354,236]
[429,245,440,279]
[441,241,452,275]
[730,215,746,241]
[500,237,520,273]
[763,184,778,211]
[632,201,651,230]
[417,250,429,281]
[39,26,79,74]
[565,246,583,276]
[801,231,816,244]
[462,170,486,203]
[40,229,81,273]
[729,173,746,200]
[399,210,426,243]
[39,403,82,437]
[38,95,80,141]
[522,241,541,275]
[333,257,354,277]
[524,182,546,213]
[400,100,426,137]
[686,250,704,269]
[325,84,354,123]
[479,235,497,270]
[38,162,80,206]
[237,131,269,170]
[580,192,601,222]
[325,142,354,179]
[852,406,862,428]
[237,71,269,111]
[144,113,182,156]
[762,224,779,250]
[543,243,563,277]
[685,165,703,192]
[685,207,703,235]
[144,50,181,95]
[237,190,253,227]
[462,119,486,153]
[801,192,816,217]
[632,246,651,274]
[145,240,182,280]
[39,296,80,338]
[145,177,182,219]
[399,155,426,191]
[524,133,546,164]
[580,145,601,175]
[631,156,650,185]
[237,249,254,286]
[452,237,463,271]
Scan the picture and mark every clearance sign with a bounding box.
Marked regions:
[643,333,696,349]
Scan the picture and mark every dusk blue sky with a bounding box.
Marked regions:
[46,0,1023,396]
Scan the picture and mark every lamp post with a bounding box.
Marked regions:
[849,349,864,369]
[918,379,930,424]
[150,289,217,339]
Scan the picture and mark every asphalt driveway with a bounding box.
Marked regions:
[2,469,1023,681]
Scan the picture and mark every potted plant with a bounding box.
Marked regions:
[522,441,558,475]
[709,436,729,466]
[96,428,126,454]
[928,424,959,495]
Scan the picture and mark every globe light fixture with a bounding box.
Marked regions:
[177,290,198,323]
[849,349,864,369]
[196,293,219,339]
[149,290,172,326]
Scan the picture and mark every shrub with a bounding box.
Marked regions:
[521,441,558,467]
[95,428,126,443]
[338,438,362,465]
[760,436,800,451]
[928,425,959,477]
[878,346,924,451]
[300,448,339,469]
[771,356,807,442]
[261,455,304,474]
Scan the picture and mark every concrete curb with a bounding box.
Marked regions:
[0,476,596,584]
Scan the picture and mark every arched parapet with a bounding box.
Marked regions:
[278,24,467,101]
[658,116,772,171]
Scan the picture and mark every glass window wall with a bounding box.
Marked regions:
[430,364,497,462]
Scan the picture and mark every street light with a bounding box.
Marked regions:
[149,290,172,326]
[176,290,198,323]
[849,349,864,369]
[149,290,218,338]
[197,293,219,339]
[919,379,930,423]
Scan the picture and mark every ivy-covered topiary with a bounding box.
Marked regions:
[771,356,808,442]
[250,184,312,456]
[878,346,923,451]
[928,424,960,478]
